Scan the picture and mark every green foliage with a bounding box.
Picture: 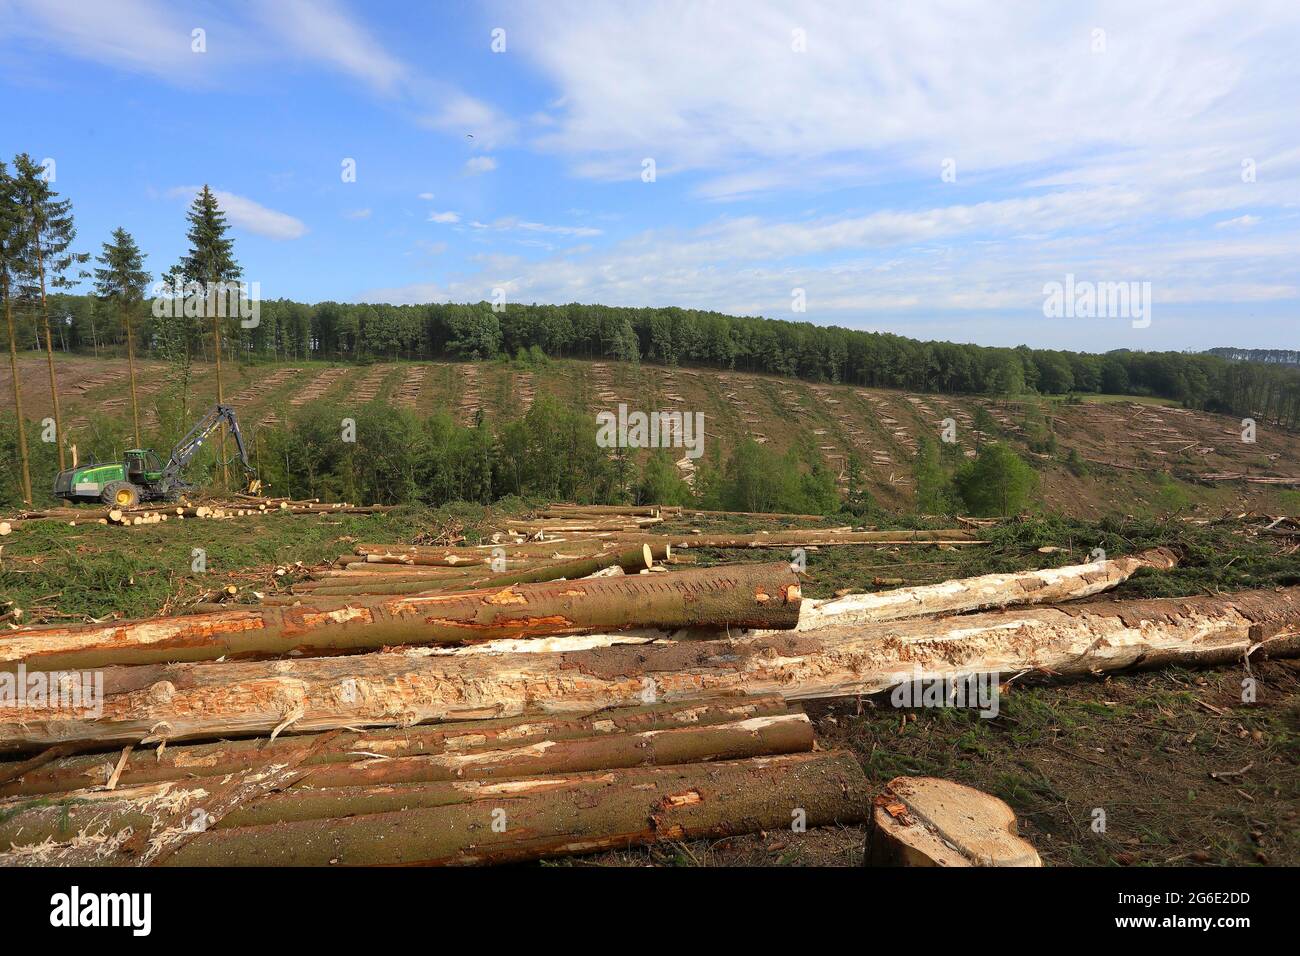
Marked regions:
[971,404,997,449]
[93,227,150,306]
[18,279,1300,423]
[1151,475,1192,514]
[953,442,1039,516]
[1065,446,1089,477]
[718,438,836,515]
[11,153,89,300]
[912,437,954,514]
[178,185,239,285]
[637,450,693,506]
[842,453,874,518]
[445,304,501,359]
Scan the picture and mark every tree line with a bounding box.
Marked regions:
[26,290,1300,430]
[3,157,1297,510]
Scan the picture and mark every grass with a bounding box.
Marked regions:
[0,502,509,622]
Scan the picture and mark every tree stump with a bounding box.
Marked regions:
[866,777,1041,866]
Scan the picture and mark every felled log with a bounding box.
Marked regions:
[614,529,982,549]
[866,777,1041,866]
[795,547,1177,630]
[682,508,830,521]
[0,693,792,798]
[6,587,1293,751]
[0,563,801,674]
[538,505,662,518]
[0,751,867,867]
[0,713,815,849]
[307,546,668,597]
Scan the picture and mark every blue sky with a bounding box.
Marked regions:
[1,0,1297,352]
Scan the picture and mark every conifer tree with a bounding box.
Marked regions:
[94,228,150,447]
[0,161,32,504]
[179,185,240,486]
[13,153,88,471]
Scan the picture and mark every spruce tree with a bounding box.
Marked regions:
[0,161,33,504]
[94,228,150,446]
[179,185,240,486]
[13,153,88,471]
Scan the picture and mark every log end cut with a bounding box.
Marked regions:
[866,776,1041,867]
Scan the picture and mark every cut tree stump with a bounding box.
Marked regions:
[866,777,1041,867]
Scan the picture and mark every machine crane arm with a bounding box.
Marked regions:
[163,404,254,481]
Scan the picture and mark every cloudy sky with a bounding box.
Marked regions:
[1,0,1297,351]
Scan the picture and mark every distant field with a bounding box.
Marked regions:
[3,353,1299,519]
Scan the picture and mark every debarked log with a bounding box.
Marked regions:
[617,529,982,549]
[4,587,1297,752]
[795,547,1178,630]
[0,562,801,673]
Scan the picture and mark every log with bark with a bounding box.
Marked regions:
[0,693,791,798]
[5,586,1295,752]
[0,562,801,673]
[0,751,868,867]
[0,712,815,850]
[299,545,669,598]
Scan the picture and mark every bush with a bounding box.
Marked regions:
[953,442,1038,516]
[912,437,954,515]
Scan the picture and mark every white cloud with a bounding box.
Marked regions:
[469,216,602,238]
[0,0,214,80]
[169,186,308,240]
[417,192,435,200]
[358,197,1300,349]
[254,0,405,93]
[344,208,372,219]
[511,0,1300,207]
[428,210,461,223]
[463,156,498,175]
[1215,215,1261,228]
[2,0,516,151]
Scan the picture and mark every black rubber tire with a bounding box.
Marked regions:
[101,481,141,508]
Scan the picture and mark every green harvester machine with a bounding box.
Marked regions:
[52,404,255,508]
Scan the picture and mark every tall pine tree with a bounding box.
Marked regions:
[13,153,87,472]
[179,185,240,486]
[0,161,33,504]
[94,228,150,447]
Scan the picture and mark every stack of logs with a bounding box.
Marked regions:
[0,497,396,534]
[3,516,1300,866]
